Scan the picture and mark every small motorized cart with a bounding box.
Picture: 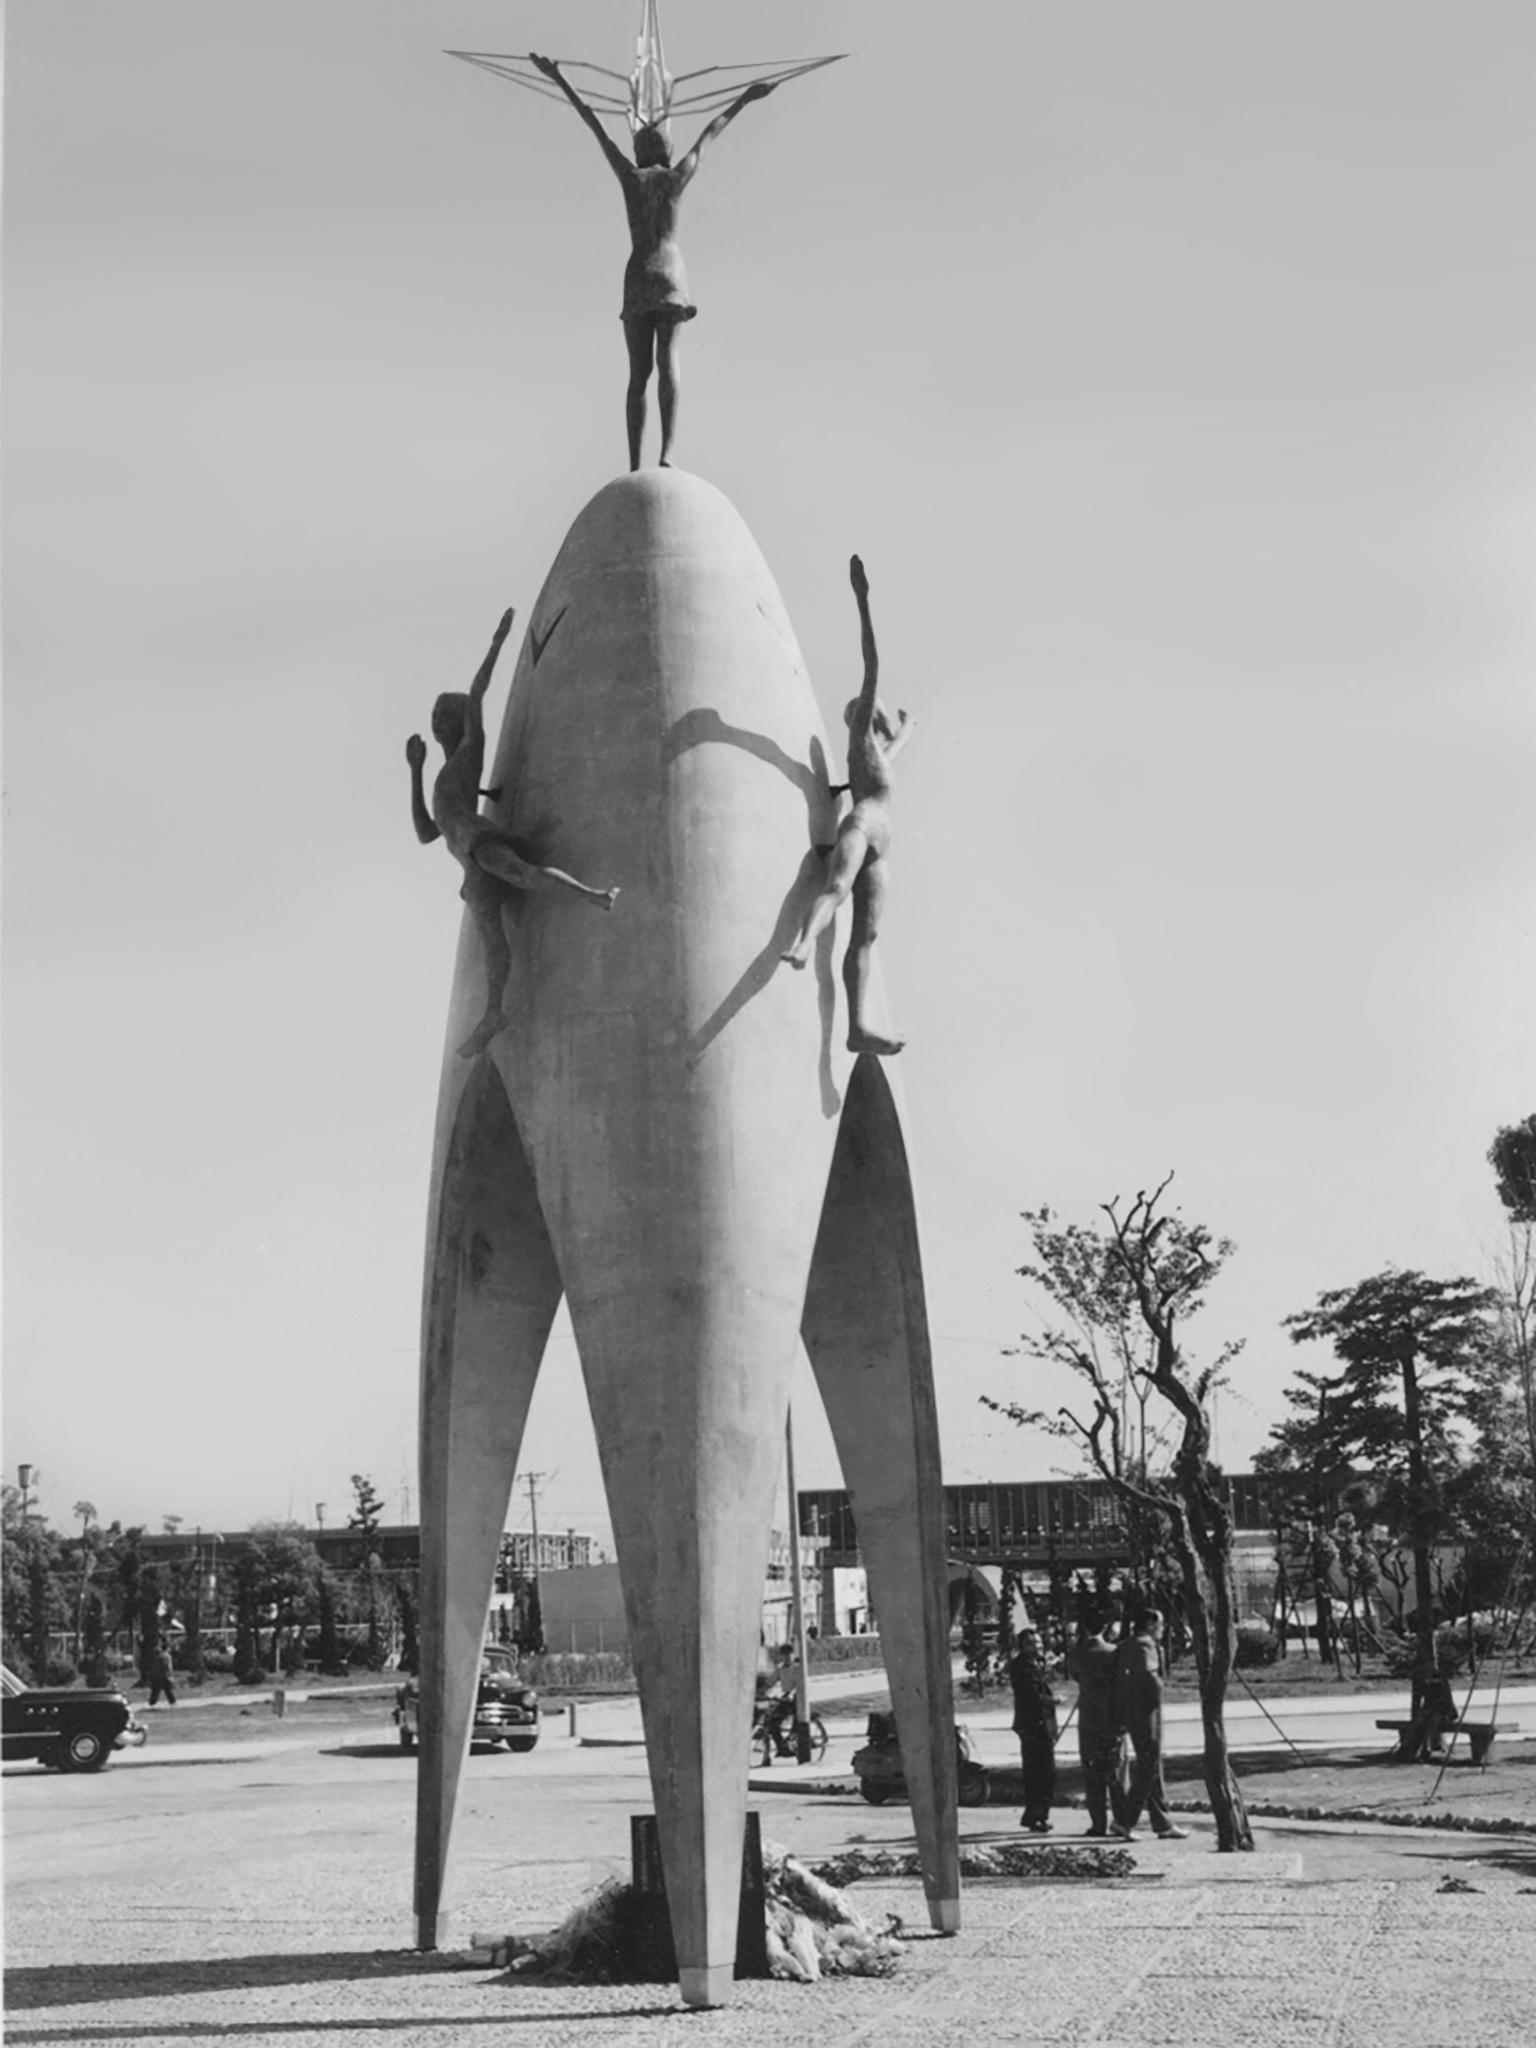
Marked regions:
[850,1708,989,1806]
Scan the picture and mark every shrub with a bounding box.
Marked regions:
[1234,1622,1279,1668]
[43,1657,79,1687]
[1439,1616,1498,1666]
[1380,1632,1418,1678]
[523,1649,635,1693]
[806,1633,883,1668]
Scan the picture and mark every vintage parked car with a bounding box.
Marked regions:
[394,1646,540,1754]
[1,1663,147,1772]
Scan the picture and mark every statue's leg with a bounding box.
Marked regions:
[655,318,681,468]
[415,1058,563,1948]
[623,317,654,473]
[458,876,513,1057]
[801,1055,959,1930]
[781,825,867,968]
[475,839,617,911]
[844,860,903,1056]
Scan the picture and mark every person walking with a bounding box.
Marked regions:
[1111,1608,1187,1842]
[1009,1629,1059,1832]
[1066,1620,1128,1837]
[145,1644,177,1708]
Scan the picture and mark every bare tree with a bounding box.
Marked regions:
[988,1175,1253,1850]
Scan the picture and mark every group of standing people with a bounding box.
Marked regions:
[1008,1608,1189,1842]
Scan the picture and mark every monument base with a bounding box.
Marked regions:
[630,1811,769,1988]
[678,1964,733,2009]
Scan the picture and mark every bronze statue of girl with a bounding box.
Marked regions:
[530,54,777,469]
[782,556,912,1056]
[407,608,618,1057]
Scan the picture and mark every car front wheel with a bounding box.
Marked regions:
[58,1726,110,1773]
[958,1762,990,1807]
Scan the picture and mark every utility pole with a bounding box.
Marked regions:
[784,1413,812,1763]
[524,1472,546,1654]
[524,1472,546,1578]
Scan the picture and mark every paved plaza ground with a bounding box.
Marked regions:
[6,1683,1536,2047]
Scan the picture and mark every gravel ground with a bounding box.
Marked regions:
[8,1705,1536,2046]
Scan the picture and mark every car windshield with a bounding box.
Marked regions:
[2,1665,28,1697]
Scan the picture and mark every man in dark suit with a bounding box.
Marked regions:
[1111,1608,1187,1842]
[1066,1621,1128,1837]
[1009,1629,1059,1832]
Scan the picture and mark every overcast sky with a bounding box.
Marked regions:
[4,1,1533,1554]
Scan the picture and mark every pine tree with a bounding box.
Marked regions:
[1282,1269,1498,1701]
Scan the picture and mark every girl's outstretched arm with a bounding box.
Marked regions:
[530,54,633,181]
[406,736,440,844]
[469,607,516,706]
[849,554,880,726]
[675,78,777,183]
[463,607,515,762]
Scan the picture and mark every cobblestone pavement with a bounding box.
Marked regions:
[7,1727,1536,2047]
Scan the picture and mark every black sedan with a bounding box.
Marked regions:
[2,1663,147,1772]
[394,1646,540,1754]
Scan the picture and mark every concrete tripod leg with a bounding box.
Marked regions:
[573,1290,798,2008]
[800,1054,960,1932]
[414,1057,563,1950]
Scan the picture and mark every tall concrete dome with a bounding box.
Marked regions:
[414,469,956,2006]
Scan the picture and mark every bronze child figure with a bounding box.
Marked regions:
[407,607,618,1058]
[782,555,912,1056]
[529,52,777,470]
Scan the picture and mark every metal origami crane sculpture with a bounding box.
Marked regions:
[412,8,956,2013]
[447,0,843,140]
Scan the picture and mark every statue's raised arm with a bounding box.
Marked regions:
[673,77,778,186]
[529,54,633,183]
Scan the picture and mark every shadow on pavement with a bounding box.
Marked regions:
[319,1743,414,1759]
[1399,1839,1536,1876]
[4,1950,475,2012]
[4,2013,676,2041]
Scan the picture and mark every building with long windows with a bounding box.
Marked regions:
[798,1472,1299,1623]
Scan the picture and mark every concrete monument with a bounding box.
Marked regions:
[415,10,952,2013]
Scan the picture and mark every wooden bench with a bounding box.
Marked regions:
[1375,1717,1514,1765]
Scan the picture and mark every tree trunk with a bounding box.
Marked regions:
[1180,1473,1255,1852]
[1194,1541,1255,1851]
[1198,1660,1253,1851]
[1400,1343,1437,1716]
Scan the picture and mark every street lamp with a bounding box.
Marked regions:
[17,1464,35,1518]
